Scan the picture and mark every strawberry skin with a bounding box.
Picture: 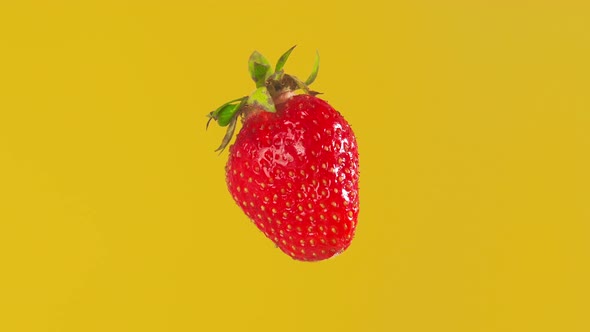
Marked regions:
[226,95,359,261]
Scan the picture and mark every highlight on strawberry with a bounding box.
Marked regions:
[207,46,359,261]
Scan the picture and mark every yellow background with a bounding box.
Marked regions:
[1,1,589,331]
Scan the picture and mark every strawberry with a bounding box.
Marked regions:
[207,46,359,261]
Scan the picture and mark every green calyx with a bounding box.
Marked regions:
[248,51,272,88]
[207,45,321,153]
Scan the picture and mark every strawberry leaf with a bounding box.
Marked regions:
[247,87,276,113]
[207,97,247,128]
[215,103,239,127]
[304,51,320,86]
[249,51,272,88]
[275,45,296,73]
[214,114,238,153]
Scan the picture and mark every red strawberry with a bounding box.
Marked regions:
[207,46,359,261]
